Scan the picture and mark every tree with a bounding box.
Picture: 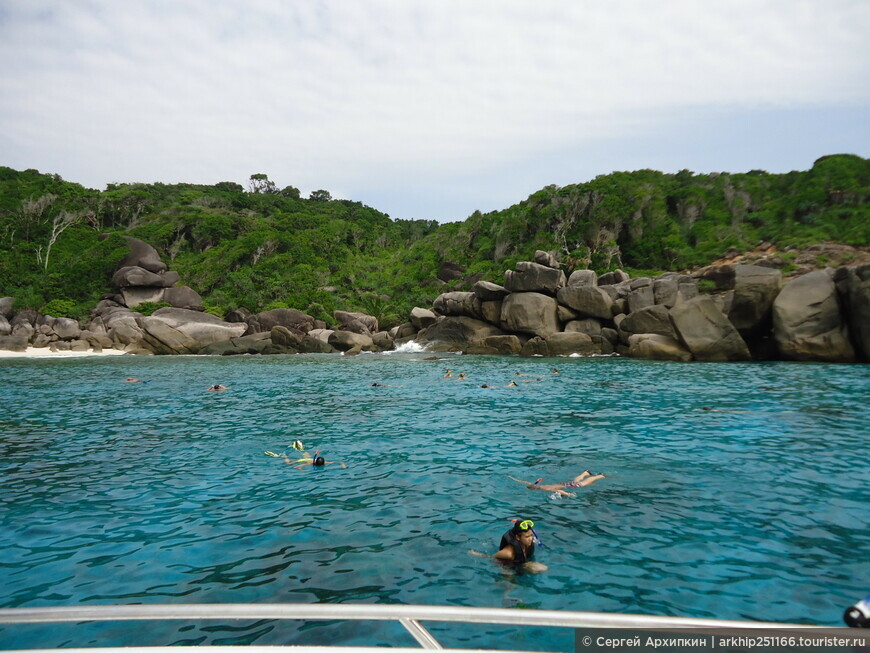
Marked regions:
[309,189,332,202]
[281,185,301,199]
[248,174,277,194]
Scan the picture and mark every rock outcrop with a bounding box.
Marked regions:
[772,270,855,362]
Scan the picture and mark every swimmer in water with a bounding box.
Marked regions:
[124,377,141,383]
[469,519,547,573]
[508,470,605,498]
[479,381,519,389]
[286,453,347,470]
[206,384,229,391]
[444,369,453,378]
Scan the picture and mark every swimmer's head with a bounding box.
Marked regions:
[313,456,325,467]
[480,384,488,388]
[512,518,534,535]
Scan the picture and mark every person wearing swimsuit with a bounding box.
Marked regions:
[508,470,605,497]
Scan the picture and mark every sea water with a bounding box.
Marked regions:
[0,353,867,650]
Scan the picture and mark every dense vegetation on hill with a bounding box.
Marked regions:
[0,154,867,327]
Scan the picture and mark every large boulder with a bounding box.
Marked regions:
[471,280,509,302]
[597,269,630,286]
[520,336,550,357]
[620,305,676,339]
[533,250,560,269]
[112,266,165,288]
[628,333,693,362]
[564,318,602,338]
[546,332,596,356]
[117,236,167,274]
[145,308,247,353]
[728,265,783,338]
[835,264,870,361]
[140,317,200,355]
[271,326,302,348]
[328,330,374,352]
[772,270,854,362]
[0,315,11,336]
[437,261,465,282]
[416,316,504,351]
[299,335,337,353]
[483,335,523,355]
[669,296,752,362]
[566,270,597,288]
[0,335,28,351]
[51,317,82,340]
[255,308,317,334]
[163,286,204,310]
[121,287,165,308]
[693,264,736,290]
[503,262,566,295]
[556,286,614,320]
[500,292,560,337]
[109,320,146,347]
[0,297,13,319]
[653,277,680,308]
[432,292,483,319]
[409,307,438,330]
[334,310,378,334]
[480,300,503,326]
[627,285,655,313]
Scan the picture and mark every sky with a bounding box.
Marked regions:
[1,1,868,223]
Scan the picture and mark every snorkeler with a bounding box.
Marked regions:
[206,384,229,391]
[469,519,547,572]
[286,451,347,470]
[371,382,403,387]
[479,381,519,389]
[508,470,605,498]
[444,369,453,378]
[124,377,141,383]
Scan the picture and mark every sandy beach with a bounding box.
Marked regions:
[0,347,129,359]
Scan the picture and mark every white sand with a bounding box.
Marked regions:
[0,347,129,359]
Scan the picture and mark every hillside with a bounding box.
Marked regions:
[0,155,867,327]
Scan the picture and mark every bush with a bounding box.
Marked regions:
[41,298,79,318]
[131,301,171,316]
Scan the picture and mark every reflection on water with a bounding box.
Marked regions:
[0,354,867,649]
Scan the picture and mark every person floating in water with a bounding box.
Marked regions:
[444,369,453,378]
[285,450,347,470]
[470,519,547,573]
[508,470,605,498]
[551,368,559,375]
[371,382,403,387]
[479,381,518,389]
[124,377,141,383]
[206,384,229,391]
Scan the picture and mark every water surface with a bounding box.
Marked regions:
[1,353,867,649]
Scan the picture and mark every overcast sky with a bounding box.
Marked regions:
[1,1,867,223]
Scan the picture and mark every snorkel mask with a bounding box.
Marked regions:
[512,519,543,547]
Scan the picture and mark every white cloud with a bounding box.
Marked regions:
[0,0,867,219]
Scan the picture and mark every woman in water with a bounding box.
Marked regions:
[470,519,547,572]
[285,452,347,470]
[508,470,605,497]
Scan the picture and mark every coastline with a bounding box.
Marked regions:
[0,347,129,359]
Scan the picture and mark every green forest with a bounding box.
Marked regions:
[0,154,867,328]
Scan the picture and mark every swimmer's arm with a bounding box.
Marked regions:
[507,475,533,487]
[325,461,348,468]
[493,546,515,561]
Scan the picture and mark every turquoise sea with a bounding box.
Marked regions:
[0,352,867,650]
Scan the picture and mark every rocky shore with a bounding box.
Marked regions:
[1,238,867,363]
